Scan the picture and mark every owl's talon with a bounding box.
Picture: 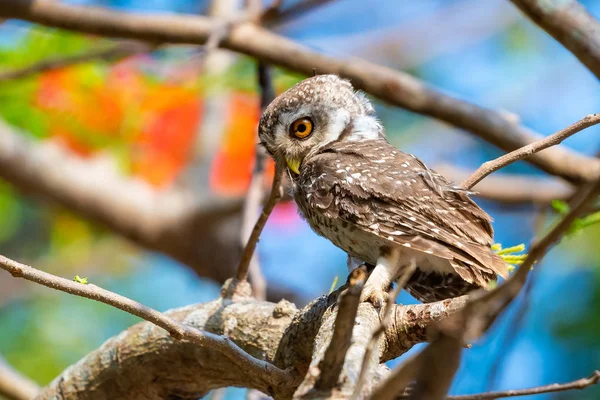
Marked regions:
[360,286,389,309]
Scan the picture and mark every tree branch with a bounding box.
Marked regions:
[0,41,150,82]
[510,0,600,80]
[0,356,39,400]
[236,158,284,281]
[0,253,292,397]
[238,62,275,300]
[446,370,600,399]
[461,114,600,190]
[34,298,299,399]
[2,0,599,184]
[0,263,477,400]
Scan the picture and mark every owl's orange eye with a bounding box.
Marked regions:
[290,118,314,139]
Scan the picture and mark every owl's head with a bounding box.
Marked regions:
[258,74,383,174]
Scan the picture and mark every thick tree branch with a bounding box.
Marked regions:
[34,298,299,400]
[0,41,149,82]
[0,260,471,400]
[446,370,600,399]
[461,114,600,190]
[2,0,599,184]
[0,356,39,400]
[511,0,600,80]
[0,254,293,397]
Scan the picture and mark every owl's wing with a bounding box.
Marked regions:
[300,139,508,285]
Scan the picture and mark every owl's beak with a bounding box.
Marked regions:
[286,157,301,175]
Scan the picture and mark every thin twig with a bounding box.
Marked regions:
[352,260,417,400]
[461,114,600,190]
[0,42,150,82]
[313,266,367,392]
[0,356,39,400]
[0,254,292,387]
[3,0,599,183]
[240,63,276,299]
[236,158,284,281]
[446,370,600,400]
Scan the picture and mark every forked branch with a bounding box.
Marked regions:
[0,254,292,391]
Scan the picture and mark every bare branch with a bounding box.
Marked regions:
[0,41,150,82]
[2,0,599,183]
[446,370,600,400]
[0,356,39,400]
[382,295,469,362]
[461,114,600,190]
[236,158,284,282]
[0,253,292,393]
[511,0,600,80]
[314,266,367,392]
[239,63,275,300]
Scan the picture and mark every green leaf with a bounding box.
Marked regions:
[73,275,88,284]
[496,243,526,255]
[329,276,339,294]
[492,242,528,273]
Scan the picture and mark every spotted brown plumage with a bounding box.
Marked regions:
[258,74,508,304]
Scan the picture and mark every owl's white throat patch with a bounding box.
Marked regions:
[346,115,384,141]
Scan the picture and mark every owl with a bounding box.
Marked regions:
[258,74,508,306]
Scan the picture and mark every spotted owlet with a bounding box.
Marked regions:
[258,74,508,305]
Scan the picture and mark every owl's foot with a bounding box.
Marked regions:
[359,248,401,308]
[360,284,389,309]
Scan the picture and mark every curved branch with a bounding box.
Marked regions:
[447,370,600,399]
[461,114,600,190]
[1,0,599,183]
